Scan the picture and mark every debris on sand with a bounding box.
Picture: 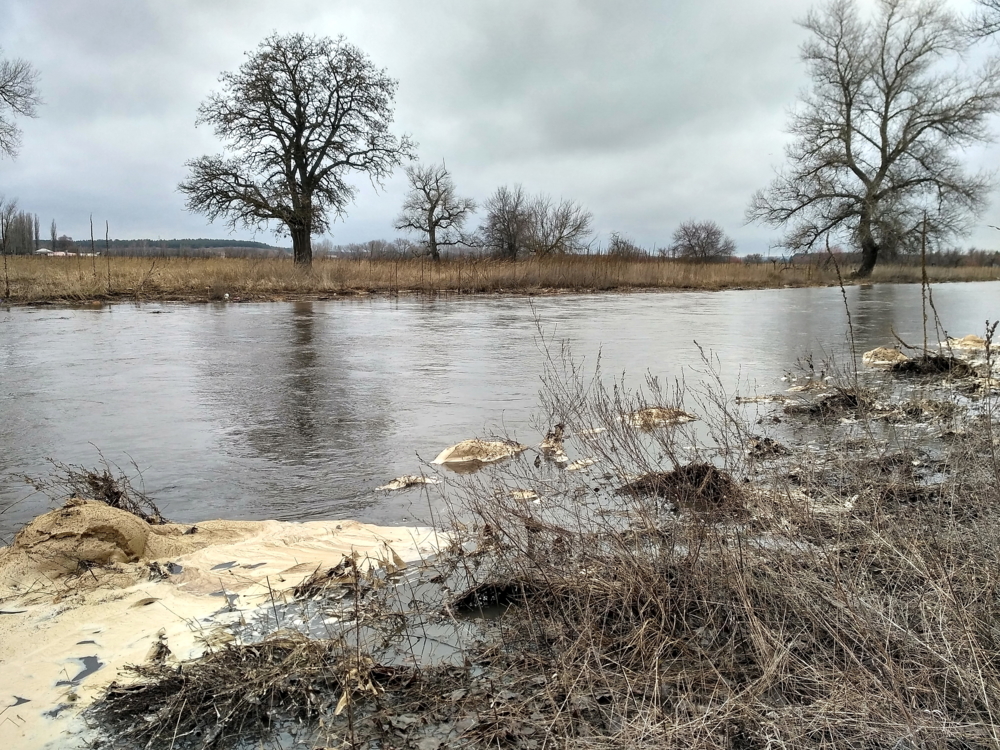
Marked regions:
[22,460,168,525]
[376,475,440,492]
[618,463,743,514]
[784,387,875,418]
[625,407,697,429]
[539,423,568,463]
[787,379,829,393]
[735,394,794,405]
[747,436,791,460]
[889,354,977,378]
[510,489,540,502]
[97,634,352,750]
[0,498,443,749]
[862,346,910,367]
[432,439,528,466]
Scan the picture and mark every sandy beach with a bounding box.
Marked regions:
[0,500,441,749]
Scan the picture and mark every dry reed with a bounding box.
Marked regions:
[4,254,1000,303]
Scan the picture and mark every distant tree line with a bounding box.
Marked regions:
[0,204,39,254]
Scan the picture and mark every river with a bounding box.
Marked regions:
[2,282,998,541]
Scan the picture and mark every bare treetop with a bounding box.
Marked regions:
[478,185,594,259]
[395,163,476,260]
[969,0,1000,37]
[0,51,40,159]
[747,0,1000,277]
[179,33,414,265]
[669,220,736,262]
[528,196,594,256]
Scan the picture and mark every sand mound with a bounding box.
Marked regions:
[432,439,528,465]
[0,499,268,592]
[9,498,151,577]
[625,407,697,429]
[948,334,987,350]
[863,346,910,366]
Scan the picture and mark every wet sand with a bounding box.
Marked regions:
[0,500,442,749]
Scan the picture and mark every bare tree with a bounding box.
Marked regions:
[747,0,1000,277]
[394,162,476,261]
[49,219,56,252]
[480,184,532,259]
[0,51,40,159]
[1,197,17,298]
[969,1,1000,37]
[179,33,414,266]
[606,232,648,258]
[669,220,737,262]
[527,196,594,256]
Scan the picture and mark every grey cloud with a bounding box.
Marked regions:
[1,0,996,254]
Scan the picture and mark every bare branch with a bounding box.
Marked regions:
[0,51,40,159]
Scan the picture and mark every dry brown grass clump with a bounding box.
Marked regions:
[5,254,1000,303]
[434,345,1000,748]
[21,457,167,524]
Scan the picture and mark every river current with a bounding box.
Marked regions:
[2,282,998,541]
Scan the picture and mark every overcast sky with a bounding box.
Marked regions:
[0,0,994,255]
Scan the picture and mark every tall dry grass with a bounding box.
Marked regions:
[4,254,1000,303]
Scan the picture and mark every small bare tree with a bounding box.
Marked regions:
[669,220,737,262]
[606,232,647,258]
[747,0,1000,277]
[0,51,40,159]
[480,184,532,259]
[179,33,414,266]
[527,196,594,256]
[394,163,476,261]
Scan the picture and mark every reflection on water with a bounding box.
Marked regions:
[1,283,998,540]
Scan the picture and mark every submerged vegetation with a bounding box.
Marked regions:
[4,254,1000,303]
[86,322,1000,749]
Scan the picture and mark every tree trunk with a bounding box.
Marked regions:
[854,213,879,278]
[290,222,312,265]
[428,224,440,261]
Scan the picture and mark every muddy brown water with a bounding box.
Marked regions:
[2,283,998,542]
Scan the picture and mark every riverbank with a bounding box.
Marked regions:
[4,255,1000,303]
[4,335,1000,748]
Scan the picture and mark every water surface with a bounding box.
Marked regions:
[2,283,998,541]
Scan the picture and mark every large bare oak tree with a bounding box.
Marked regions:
[394,163,476,261]
[179,33,414,265]
[748,0,1000,277]
[0,50,40,159]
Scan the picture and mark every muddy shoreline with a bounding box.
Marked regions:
[4,334,1000,748]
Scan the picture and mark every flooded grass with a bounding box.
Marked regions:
[86,330,1000,749]
[5,254,1000,303]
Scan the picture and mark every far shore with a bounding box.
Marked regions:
[3,255,1000,305]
